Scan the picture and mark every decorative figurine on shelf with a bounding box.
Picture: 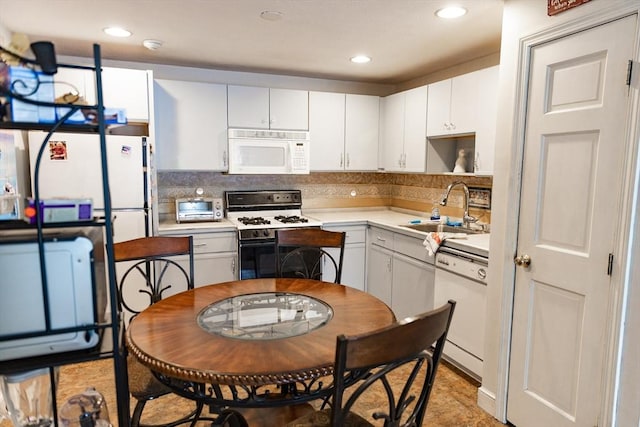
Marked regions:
[453,148,467,173]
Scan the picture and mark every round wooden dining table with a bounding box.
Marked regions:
[126,277,396,414]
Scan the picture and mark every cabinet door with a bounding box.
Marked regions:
[449,71,479,135]
[426,79,452,136]
[102,68,151,122]
[309,91,345,171]
[402,86,427,172]
[391,253,434,320]
[473,66,499,175]
[154,79,228,171]
[380,92,405,171]
[270,88,308,130]
[227,85,270,128]
[194,252,237,286]
[53,67,150,123]
[345,94,379,171]
[367,244,393,307]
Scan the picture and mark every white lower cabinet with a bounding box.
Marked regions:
[322,224,366,291]
[159,229,238,286]
[366,226,434,319]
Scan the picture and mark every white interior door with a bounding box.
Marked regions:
[508,16,636,427]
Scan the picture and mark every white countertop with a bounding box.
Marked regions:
[304,207,490,258]
[158,207,490,257]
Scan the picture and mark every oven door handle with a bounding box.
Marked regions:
[239,240,276,249]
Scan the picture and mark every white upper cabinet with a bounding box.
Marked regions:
[380,86,427,172]
[309,91,345,171]
[53,67,151,122]
[154,79,228,171]
[473,65,499,175]
[310,92,379,171]
[101,68,151,122]
[380,91,405,171]
[426,66,499,175]
[427,71,478,137]
[227,85,308,130]
[344,94,379,171]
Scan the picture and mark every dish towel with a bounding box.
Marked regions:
[423,232,469,256]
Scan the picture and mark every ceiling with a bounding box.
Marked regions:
[0,0,504,84]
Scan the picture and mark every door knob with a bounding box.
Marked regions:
[514,254,531,267]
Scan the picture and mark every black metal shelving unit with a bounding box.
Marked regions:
[0,44,130,427]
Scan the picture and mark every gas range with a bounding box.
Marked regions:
[225,190,322,241]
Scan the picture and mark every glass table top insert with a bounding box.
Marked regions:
[197,292,333,340]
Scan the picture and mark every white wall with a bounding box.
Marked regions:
[484,0,640,425]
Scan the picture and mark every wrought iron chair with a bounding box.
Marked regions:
[284,300,457,427]
[275,228,346,283]
[113,235,203,427]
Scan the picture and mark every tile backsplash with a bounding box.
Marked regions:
[157,171,492,224]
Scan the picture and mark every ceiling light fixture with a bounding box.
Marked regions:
[143,39,163,51]
[350,55,371,64]
[435,6,467,19]
[103,27,132,37]
[260,11,283,21]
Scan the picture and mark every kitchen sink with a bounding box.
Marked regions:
[399,223,487,234]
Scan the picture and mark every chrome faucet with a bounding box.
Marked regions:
[440,181,477,228]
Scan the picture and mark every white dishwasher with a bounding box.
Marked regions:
[434,246,488,381]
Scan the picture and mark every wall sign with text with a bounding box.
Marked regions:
[548,0,591,16]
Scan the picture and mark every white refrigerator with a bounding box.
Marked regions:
[27,131,151,242]
[28,131,152,316]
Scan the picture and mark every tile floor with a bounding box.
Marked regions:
[1,358,508,427]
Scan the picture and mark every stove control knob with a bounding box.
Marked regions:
[252,230,260,238]
[263,229,270,237]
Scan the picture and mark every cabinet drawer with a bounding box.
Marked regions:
[191,233,237,254]
[161,231,237,254]
[368,227,394,250]
[395,233,434,264]
[324,225,366,244]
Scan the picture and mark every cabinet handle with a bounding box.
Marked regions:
[340,153,344,168]
[194,243,208,248]
[223,150,227,167]
[346,153,350,168]
[231,258,237,275]
[376,236,386,242]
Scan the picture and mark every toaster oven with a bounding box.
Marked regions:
[175,198,223,223]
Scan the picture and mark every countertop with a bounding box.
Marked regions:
[304,208,490,258]
[158,207,490,258]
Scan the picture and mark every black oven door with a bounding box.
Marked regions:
[238,240,277,279]
[238,239,320,280]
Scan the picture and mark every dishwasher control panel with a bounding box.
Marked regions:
[436,249,488,284]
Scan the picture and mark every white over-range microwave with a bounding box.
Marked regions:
[227,128,310,174]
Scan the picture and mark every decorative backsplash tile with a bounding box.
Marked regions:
[156,171,492,223]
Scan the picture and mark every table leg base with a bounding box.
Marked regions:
[235,403,315,427]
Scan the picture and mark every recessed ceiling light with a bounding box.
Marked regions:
[260,10,283,21]
[351,55,371,64]
[103,27,132,37]
[435,6,467,19]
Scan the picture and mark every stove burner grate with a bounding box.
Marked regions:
[274,215,309,224]
[238,216,271,226]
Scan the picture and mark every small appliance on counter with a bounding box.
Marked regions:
[175,188,223,223]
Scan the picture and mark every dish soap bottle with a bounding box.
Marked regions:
[430,205,440,221]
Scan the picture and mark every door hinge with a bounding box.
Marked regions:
[626,60,633,86]
[607,253,614,276]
